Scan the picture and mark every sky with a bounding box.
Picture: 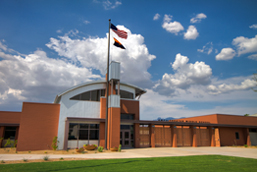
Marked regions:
[0,0,257,120]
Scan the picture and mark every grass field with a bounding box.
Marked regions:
[0,155,257,172]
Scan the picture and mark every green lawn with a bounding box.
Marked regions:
[0,155,256,172]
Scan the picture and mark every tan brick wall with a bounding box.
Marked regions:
[17,102,60,151]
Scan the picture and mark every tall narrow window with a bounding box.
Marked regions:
[235,132,239,140]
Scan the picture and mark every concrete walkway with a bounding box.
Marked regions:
[1,147,257,162]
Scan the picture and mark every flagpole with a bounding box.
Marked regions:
[105,19,111,150]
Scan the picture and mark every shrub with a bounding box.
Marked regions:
[52,136,59,150]
[118,144,121,152]
[23,158,28,162]
[244,144,248,148]
[1,160,5,163]
[98,146,103,152]
[4,138,11,147]
[60,157,64,160]
[43,156,49,161]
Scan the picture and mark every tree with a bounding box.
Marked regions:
[244,114,250,116]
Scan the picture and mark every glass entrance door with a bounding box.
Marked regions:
[120,130,131,148]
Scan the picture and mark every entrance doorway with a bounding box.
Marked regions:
[120,130,131,148]
[120,125,134,148]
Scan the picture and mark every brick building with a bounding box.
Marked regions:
[0,61,257,151]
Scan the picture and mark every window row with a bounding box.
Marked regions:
[70,89,105,101]
[70,89,134,101]
[68,123,99,140]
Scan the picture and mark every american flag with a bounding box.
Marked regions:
[111,24,127,39]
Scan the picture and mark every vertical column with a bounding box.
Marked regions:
[215,128,221,147]
[170,125,174,147]
[245,128,251,146]
[107,107,120,149]
[191,126,197,147]
[150,125,155,148]
[172,126,177,147]
[0,126,4,148]
[208,127,215,147]
[134,123,140,148]
[99,122,105,148]
[63,119,69,150]
[15,127,19,140]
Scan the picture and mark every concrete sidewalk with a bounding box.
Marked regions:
[0,147,257,162]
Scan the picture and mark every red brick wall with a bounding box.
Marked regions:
[100,97,106,119]
[0,111,21,124]
[17,102,60,151]
[107,107,120,149]
[99,122,105,148]
[179,114,218,124]
[217,114,257,126]
[120,99,139,120]
[181,114,257,126]
[219,127,246,146]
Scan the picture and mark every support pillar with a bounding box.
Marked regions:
[172,126,177,147]
[215,128,221,147]
[245,128,251,146]
[0,126,4,148]
[134,123,140,148]
[191,126,197,147]
[107,107,120,149]
[208,126,215,147]
[63,119,69,150]
[150,125,155,148]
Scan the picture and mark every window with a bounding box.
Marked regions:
[120,90,134,99]
[4,127,17,139]
[235,132,239,140]
[70,89,105,102]
[121,114,135,120]
[68,123,99,141]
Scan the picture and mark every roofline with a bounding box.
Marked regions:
[54,80,147,103]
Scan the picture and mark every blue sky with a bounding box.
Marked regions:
[0,0,257,120]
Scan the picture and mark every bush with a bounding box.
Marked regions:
[43,156,49,161]
[23,158,28,162]
[118,144,121,152]
[98,146,103,152]
[4,138,11,147]
[60,157,64,160]
[52,136,59,150]
[244,144,248,148]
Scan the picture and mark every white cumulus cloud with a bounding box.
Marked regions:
[46,26,156,88]
[216,48,236,60]
[184,25,199,40]
[249,24,257,29]
[102,0,121,10]
[153,13,160,20]
[197,42,213,54]
[0,46,101,110]
[162,14,184,35]
[248,54,257,61]
[208,78,257,95]
[190,13,207,23]
[155,53,212,96]
[232,35,257,56]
